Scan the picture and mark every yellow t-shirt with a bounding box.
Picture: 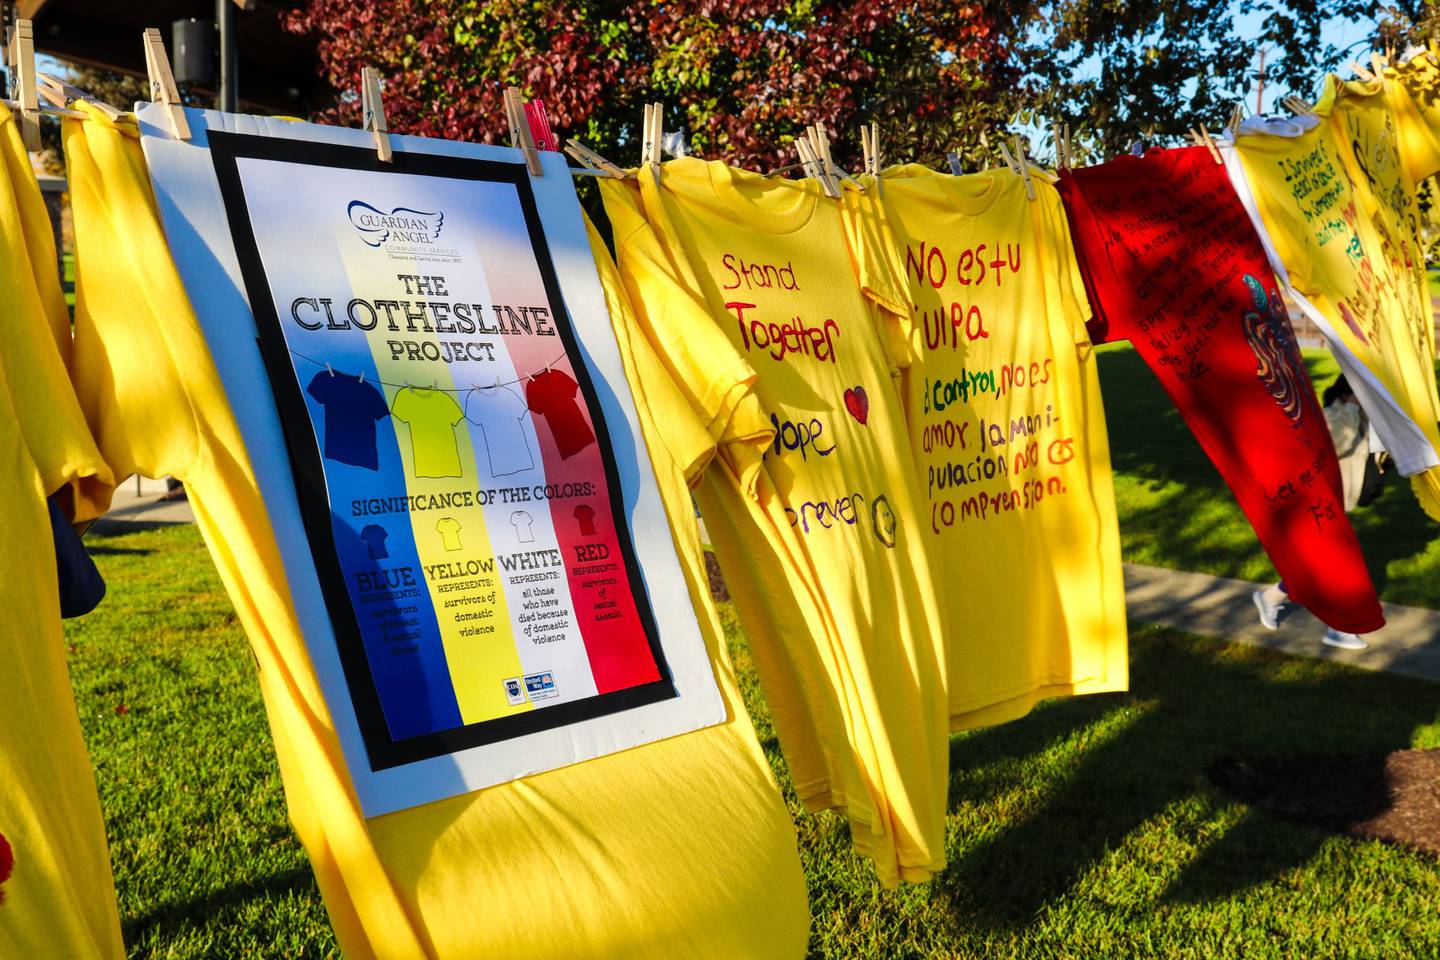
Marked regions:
[1385,49,1440,183]
[65,104,808,959]
[851,165,1128,728]
[389,385,465,478]
[0,105,122,959]
[1234,77,1440,519]
[600,160,949,887]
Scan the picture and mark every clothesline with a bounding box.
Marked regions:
[288,347,568,393]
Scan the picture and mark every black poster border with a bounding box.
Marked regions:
[207,131,675,772]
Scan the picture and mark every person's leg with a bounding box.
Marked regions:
[1322,628,1368,650]
[1252,581,1290,630]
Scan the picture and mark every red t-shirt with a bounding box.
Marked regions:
[1057,146,1383,634]
[525,369,596,460]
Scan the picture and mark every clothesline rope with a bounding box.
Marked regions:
[288,347,568,393]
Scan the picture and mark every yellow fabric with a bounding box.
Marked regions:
[0,104,122,959]
[599,160,950,887]
[850,165,1128,729]
[1386,50,1440,183]
[1235,77,1440,520]
[65,102,808,959]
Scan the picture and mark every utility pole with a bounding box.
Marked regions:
[217,0,237,112]
[1255,47,1266,116]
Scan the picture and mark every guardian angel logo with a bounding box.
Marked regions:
[347,201,444,247]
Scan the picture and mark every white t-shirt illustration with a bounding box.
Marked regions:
[510,510,535,543]
[465,385,535,477]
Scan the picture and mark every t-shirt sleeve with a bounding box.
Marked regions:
[65,107,199,516]
[584,208,738,487]
[1388,53,1440,183]
[839,184,917,372]
[598,178,772,493]
[389,388,412,423]
[0,109,114,518]
[306,372,332,405]
[1040,184,1096,347]
[442,391,464,426]
[364,382,390,422]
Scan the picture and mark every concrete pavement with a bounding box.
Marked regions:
[1125,563,1440,684]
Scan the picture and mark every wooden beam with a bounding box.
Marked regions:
[17,0,54,21]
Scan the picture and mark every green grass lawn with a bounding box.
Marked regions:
[1099,343,1440,608]
[68,522,1440,959]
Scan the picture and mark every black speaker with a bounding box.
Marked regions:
[172,19,213,84]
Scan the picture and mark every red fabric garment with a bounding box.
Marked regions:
[524,369,595,459]
[1057,145,1384,634]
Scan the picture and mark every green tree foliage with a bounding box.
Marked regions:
[274,1,1440,170]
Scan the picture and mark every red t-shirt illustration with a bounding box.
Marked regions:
[1057,146,1383,634]
[525,369,596,459]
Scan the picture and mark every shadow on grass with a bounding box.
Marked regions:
[935,628,1438,929]
[120,866,320,946]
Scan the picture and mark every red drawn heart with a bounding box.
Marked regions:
[843,386,869,425]
[0,829,13,903]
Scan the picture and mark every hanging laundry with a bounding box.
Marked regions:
[845,165,1128,729]
[1227,73,1440,521]
[600,161,950,887]
[0,102,123,960]
[65,102,807,960]
[1058,144,1384,634]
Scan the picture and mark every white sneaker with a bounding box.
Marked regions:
[1252,589,1286,630]
[1323,628,1368,650]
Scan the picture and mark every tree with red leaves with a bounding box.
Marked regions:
[283,0,1017,172]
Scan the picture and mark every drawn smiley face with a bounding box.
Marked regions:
[871,494,897,548]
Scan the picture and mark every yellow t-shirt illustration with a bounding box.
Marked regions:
[1234,77,1440,519]
[0,103,123,960]
[390,385,465,478]
[65,102,807,960]
[849,165,1129,728]
[601,160,949,887]
[435,516,463,551]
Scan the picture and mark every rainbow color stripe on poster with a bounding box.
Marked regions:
[216,139,672,769]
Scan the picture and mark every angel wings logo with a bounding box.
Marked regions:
[346,201,444,248]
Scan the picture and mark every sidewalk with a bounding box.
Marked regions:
[1125,563,1440,684]
[89,482,195,534]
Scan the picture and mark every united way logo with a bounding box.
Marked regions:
[346,201,444,247]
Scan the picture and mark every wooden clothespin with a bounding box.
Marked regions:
[1011,135,1035,200]
[1282,95,1315,117]
[638,102,664,176]
[807,122,857,193]
[5,20,40,151]
[1051,122,1064,171]
[36,72,122,120]
[1228,103,1245,136]
[1349,60,1377,82]
[504,87,542,176]
[795,136,838,198]
[868,122,881,175]
[143,27,190,140]
[861,124,875,176]
[564,138,626,178]
[1190,123,1223,165]
[360,67,391,162]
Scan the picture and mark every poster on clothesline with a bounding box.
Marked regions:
[138,109,724,816]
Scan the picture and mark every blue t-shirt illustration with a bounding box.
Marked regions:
[360,524,389,560]
[307,371,390,470]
